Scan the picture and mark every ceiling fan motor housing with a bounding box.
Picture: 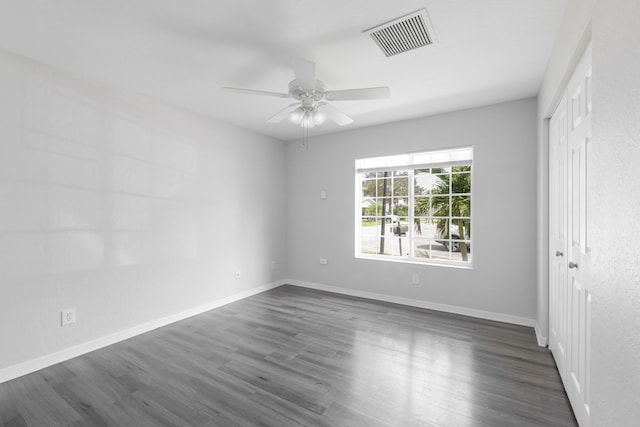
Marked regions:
[289,79,325,107]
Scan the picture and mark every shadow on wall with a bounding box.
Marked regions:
[1,82,202,279]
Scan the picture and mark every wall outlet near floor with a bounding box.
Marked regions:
[61,308,76,326]
[270,260,276,270]
[235,270,241,279]
[412,273,420,285]
[319,258,328,265]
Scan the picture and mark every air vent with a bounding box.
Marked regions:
[364,9,437,57]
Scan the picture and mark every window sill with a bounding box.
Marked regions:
[355,254,473,270]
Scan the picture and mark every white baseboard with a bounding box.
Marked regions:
[534,322,548,347]
[1,278,544,384]
[0,280,285,384]
[286,279,538,329]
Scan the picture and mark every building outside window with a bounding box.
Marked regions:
[355,146,473,267]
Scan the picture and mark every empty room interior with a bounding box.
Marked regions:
[0,0,639,426]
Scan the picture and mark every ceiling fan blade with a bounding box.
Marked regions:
[324,86,390,101]
[318,103,354,126]
[292,58,316,90]
[222,87,290,98]
[267,103,300,123]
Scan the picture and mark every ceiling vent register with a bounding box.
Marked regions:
[364,9,437,57]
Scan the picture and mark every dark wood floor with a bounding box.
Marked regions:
[0,285,576,426]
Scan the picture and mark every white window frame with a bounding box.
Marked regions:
[355,147,473,268]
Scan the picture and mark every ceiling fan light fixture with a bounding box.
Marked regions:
[301,112,316,128]
[312,108,326,125]
[288,107,304,124]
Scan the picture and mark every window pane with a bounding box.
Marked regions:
[361,198,378,217]
[432,196,450,217]
[431,234,449,260]
[430,245,451,260]
[432,174,449,191]
[433,221,453,259]
[362,179,377,197]
[449,241,472,262]
[360,219,379,255]
[374,197,391,217]
[382,234,408,257]
[389,217,409,237]
[450,219,470,240]
[414,170,440,194]
[376,236,406,256]
[392,198,409,216]
[413,237,432,259]
[393,177,409,196]
[414,196,430,217]
[450,251,472,262]
[452,196,470,217]
[412,218,427,239]
[376,176,392,196]
[435,218,450,239]
[414,182,429,196]
[431,239,450,258]
[451,172,471,194]
[416,218,438,239]
[414,169,432,195]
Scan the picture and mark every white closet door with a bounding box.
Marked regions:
[548,90,568,380]
[548,44,591,427]
[565,44,592,427]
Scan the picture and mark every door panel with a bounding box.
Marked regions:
[548,91,568,379]
[565,45,592,427]
[549,44,591,427]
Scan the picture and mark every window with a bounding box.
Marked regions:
[356,147,472,267]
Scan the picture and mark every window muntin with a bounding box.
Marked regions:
[356,148,472,267]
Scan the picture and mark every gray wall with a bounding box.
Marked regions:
[0,51,287,372]
[285,98,538,322]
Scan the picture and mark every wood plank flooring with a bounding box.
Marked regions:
[0,285,577,426]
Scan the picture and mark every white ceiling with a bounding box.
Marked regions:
[0,0,567,141]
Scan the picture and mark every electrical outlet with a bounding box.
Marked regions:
[61,308,76,326]
[412,273,420,285]
[270,260,276,270]
[235,270,241,279]
[319,258,328,265]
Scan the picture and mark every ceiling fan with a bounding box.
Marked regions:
[222,59,390,128]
